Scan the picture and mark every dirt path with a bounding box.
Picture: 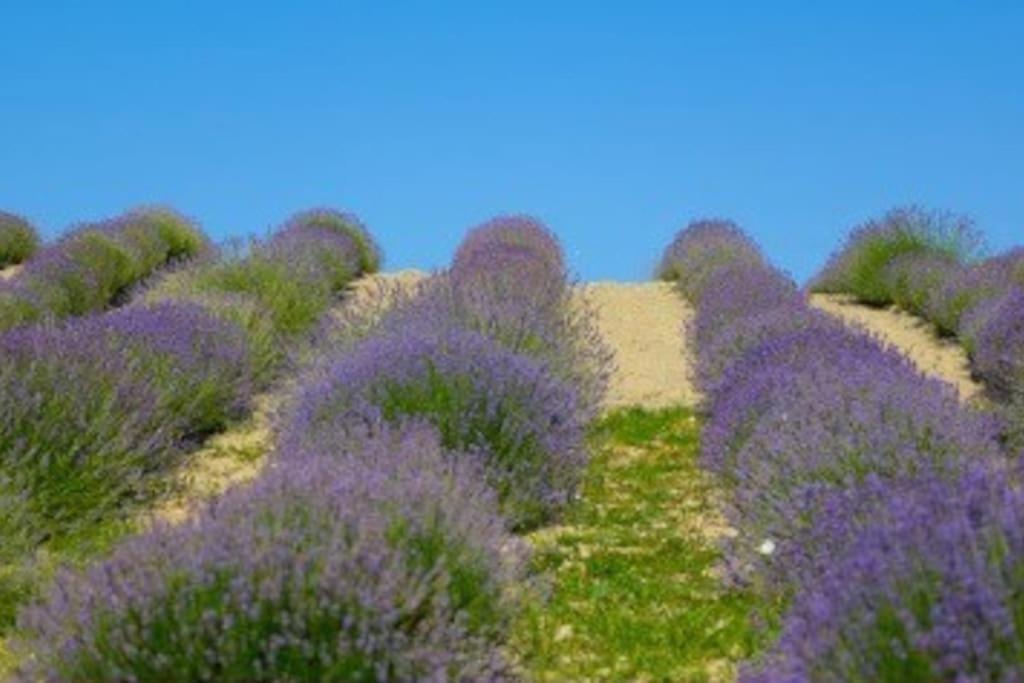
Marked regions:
[581,281,698,410]
[0,265,21,281]
[810,293,983,401]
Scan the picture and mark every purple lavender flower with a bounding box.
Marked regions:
[0,207,210,331]
[689,263,802,356]
[880,250,962,318]
[812,206,981,306]
[0,302,253,561]
[453,215,565,276]
[278,323,588,530]
[964,287,1024,402]
[278,207,382,274]
[742,464,1024,682]
[656,219,765,303]
[925,251,1024,337]
[16,424,525,682]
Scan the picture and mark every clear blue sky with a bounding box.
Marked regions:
[2,2,1021,282]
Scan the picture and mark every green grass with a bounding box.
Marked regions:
[513,406,772,681]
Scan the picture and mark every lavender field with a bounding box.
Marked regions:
[1,206,1023,681]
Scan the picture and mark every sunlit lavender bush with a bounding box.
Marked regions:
[656,219,765,303]
[925,247,1024,337]
[812,206,981,306]
[453,214,565,275]
[17,425,524,682]
[743,464,1024,682]
[0,303,252,562]
[279,323,588,530]
[280,207,382,274]
[880,250,961,318]
[715,333,1000,596]
[322,219,610,419]
[689,263,801,357]
[694,302,836,399]
[162,210,378,341]
[0,207,209,330]
[0,211,39,268]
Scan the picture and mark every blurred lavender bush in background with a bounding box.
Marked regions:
[0,211,39,268]
[811,206,981,306]
[656,218,765,303]
[0,206,209,331]
[16,424,525,682]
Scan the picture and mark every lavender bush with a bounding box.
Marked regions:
[689,263,801,355]
[656,219,765,303]
[880,250,962,318]
[812,206,981,306]
[16,424,525,682]
[694,303,836,398]
[279,207,382,274]
[279,324,588,530]
[717,340,1000,596]
[166,210,378,340]
[0,207,209,331]
[0,211,39,268]
[453,214,565,275]
[743,464,1024,682]
[0,303,253,564]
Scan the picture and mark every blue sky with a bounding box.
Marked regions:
[2,2,1021,282]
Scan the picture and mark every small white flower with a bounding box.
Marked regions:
[757,539,776,556]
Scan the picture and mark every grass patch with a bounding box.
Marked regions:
[513,406,772,681]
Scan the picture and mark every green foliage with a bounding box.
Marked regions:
[514,407,773,680]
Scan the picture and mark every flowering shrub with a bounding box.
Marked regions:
[965,287,1024,401]
[279,324,588,530]
[155,209,379,341]
[743,464,1024,682]
[694,303,835,398]
[812,206,980,306]
[689,263,801,355]
[279,207,381,274]
[0,211,39,267]
[0,303,252,563]
[0,207,209,330]
[718,343,1000,596]
[880,250,961,318]
[656,219,765,303]
[143,284,282,387]
[924,251,1023,337]
[16,424,525,682]
[453,215,564,275]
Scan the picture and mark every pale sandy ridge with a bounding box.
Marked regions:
[0,265,21,280]
[580,281,698,410]
[810,293,984,401]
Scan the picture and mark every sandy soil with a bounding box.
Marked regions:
[810,293,983,401]
[0,265,21,280]
[581,281,698,410]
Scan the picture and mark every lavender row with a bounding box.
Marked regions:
[811,206,1024,455]
[660,220,1022,680]
[0,207,210,331]
[0,210,380,630]
[0,211,39,268]
[13,216,604,679]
